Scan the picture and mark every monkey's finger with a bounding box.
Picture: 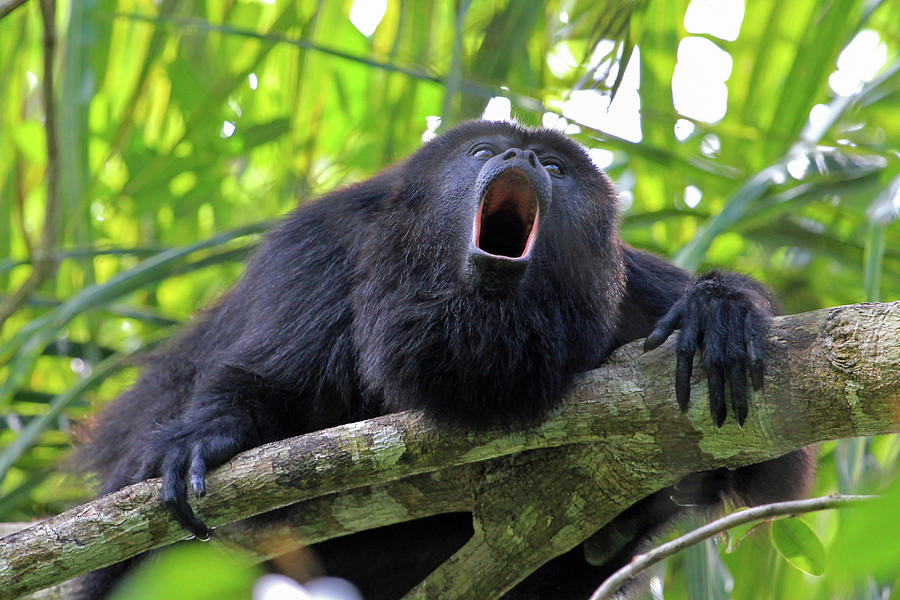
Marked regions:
[161,452,210,541]
[745,314,766,390]
[749,358,764,391]
[189,448,207,498]
[729,362,749,427]
[644,296,688,352]
[165,489,210,541]
[188,430,244,499]
[675,351,693,412]
[674,306,700,412]
[707,366,726,428]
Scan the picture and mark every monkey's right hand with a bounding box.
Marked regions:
[144,408,251,540]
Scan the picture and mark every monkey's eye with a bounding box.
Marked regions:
[470,144,496,159]
[541,158,565,177]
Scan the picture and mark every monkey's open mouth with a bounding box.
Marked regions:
[473,170,539,259]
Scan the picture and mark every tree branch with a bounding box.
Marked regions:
[1,302,899,600]
[588,494,874,600]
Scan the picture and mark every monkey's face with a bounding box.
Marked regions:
[465,141,552,289]
[398,121,619,294]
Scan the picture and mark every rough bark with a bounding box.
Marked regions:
[1,302,899,600]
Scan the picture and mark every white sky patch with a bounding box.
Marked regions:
[868,177,900,224]
[674,118,695,141]
[590,40,622,87]
[829,30,888,96]
[684,0,745,42]
[547,42,578,79]
[561,47,642,143]
[482,96,512,122]
[787,155,810,180]
[588,148,615,170]
[591,40,617,64]
[248,73,258,90]
[548,39,622,83]
[700,133,721,157]
[672,37,732,123]
[806,103,831,136]
[349,0,387,38]
[421,115,441,142]
[681,37,733,81]
[220,120,236,138]
[684,185,702,208]
[542,112,565,130]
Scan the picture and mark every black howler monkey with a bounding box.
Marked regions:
[77,120,814,599]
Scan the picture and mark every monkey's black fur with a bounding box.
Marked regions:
[77,121,814,599]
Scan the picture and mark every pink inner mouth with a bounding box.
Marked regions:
[473,170,539,259]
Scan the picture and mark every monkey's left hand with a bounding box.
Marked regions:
[643,270,775,427]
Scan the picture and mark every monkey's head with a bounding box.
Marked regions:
[353,120,625,423]
[380,120,622,294]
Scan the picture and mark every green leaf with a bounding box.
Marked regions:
[723,519,764,553]
[828,475,900,581]
[109,543,260,600]
[0,223,268,406]
[770,517,826,576]
[863,222,885,302]
[13,121,47,163]
[0,335,168,482]
[240,118,291,150]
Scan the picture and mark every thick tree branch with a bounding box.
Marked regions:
[1,302,899,600]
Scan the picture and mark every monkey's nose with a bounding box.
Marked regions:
[501,148,538,169]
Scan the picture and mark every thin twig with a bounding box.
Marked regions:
[0,0,61,329]
[589,494,875,600]
[0,0,28,20]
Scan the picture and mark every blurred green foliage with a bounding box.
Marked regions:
[108,543,261,600]
[1,0,899,598]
